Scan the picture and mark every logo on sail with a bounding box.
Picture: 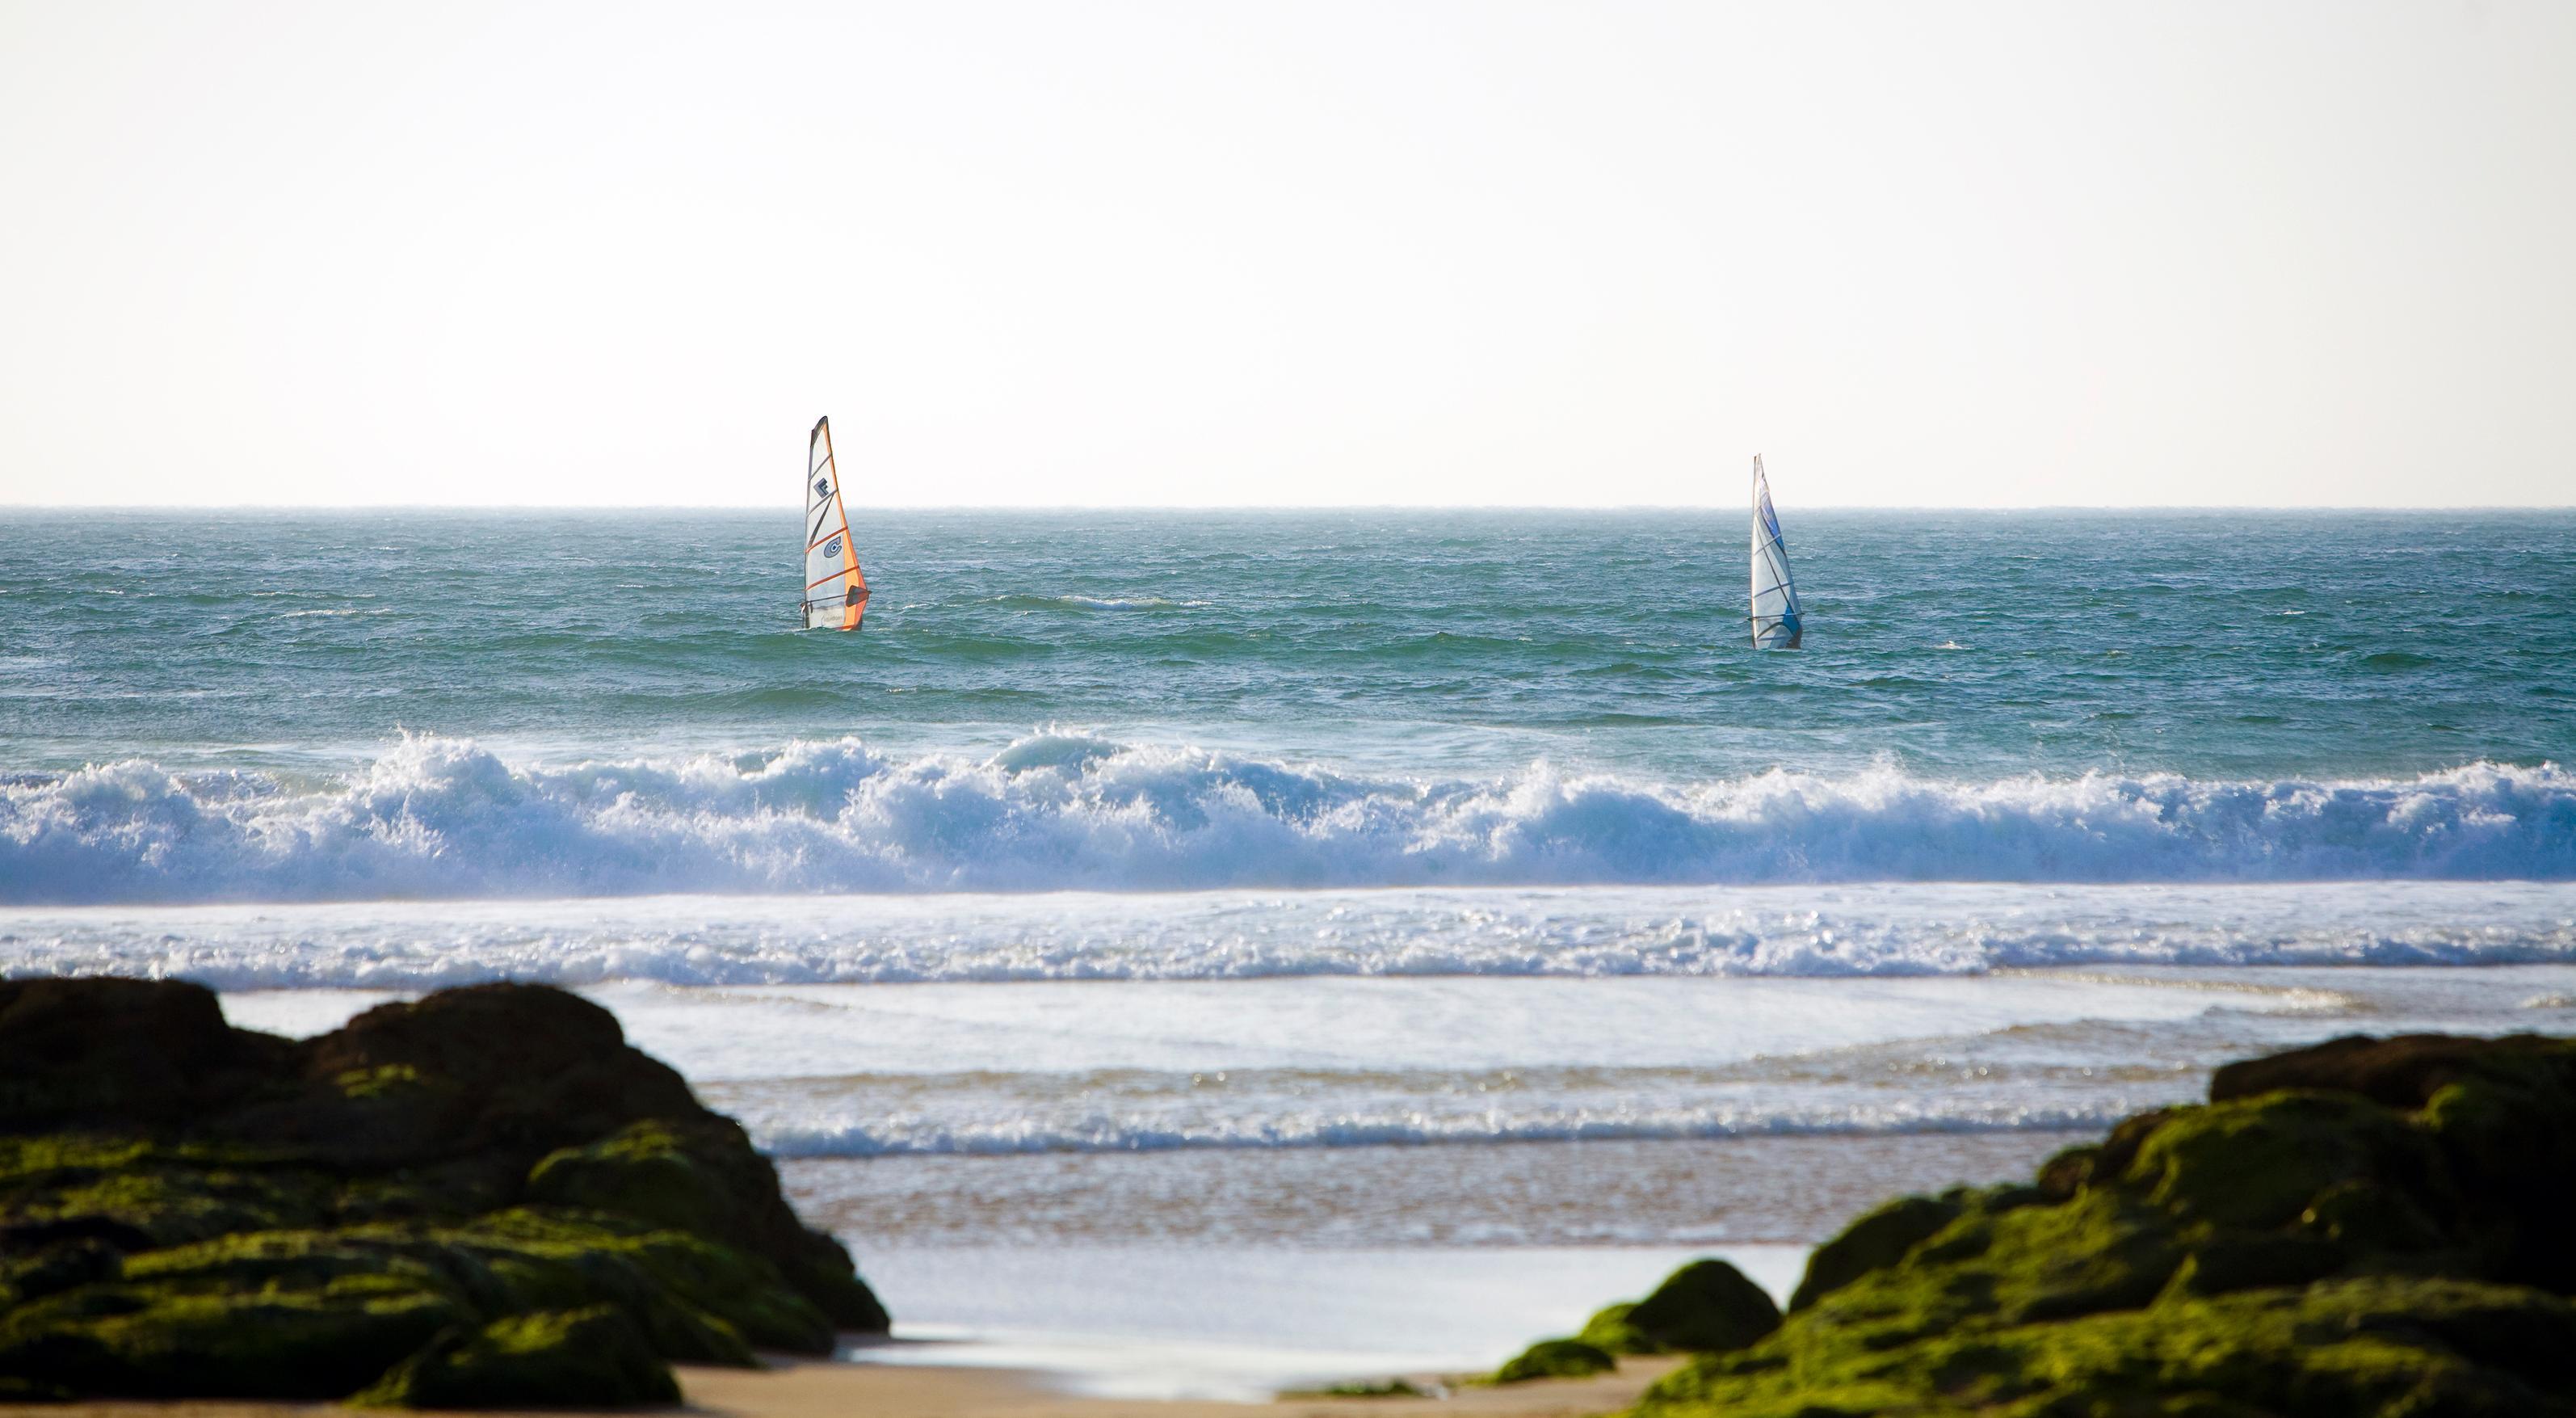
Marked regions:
[813,477,833,499]
[822,536,842,561]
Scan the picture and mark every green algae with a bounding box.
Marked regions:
[1599,1034,2576,1418]
[1576,1301,1649,1353]
[1624,1259,1783,1352]
[332,1063,436,1102]
[1788,1193,1965,1311]
[353,1306,679,1409]
[1569,1259,1783,1357]
[1494,1339,1616,1384]
[1639,1277,2576,1418]
[0,978,889,1407]
[1506,1256,1783,1384]
[0,1274,467,1400]
[1288,1378,1433,1398]
[526,1120,889,1332]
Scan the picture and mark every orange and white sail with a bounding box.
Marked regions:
[801,416,869,632]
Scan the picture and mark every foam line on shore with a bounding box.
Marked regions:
[750,1104,2127,1158]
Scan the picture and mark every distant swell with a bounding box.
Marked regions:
[3,733,2572,905]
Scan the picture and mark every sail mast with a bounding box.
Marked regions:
[1750,454,1803,650]
[801,415,870,632]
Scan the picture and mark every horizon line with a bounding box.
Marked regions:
[6,503,2574,515]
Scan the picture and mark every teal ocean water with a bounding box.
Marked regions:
[2,509,2570,904]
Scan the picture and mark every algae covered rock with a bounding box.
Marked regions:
[1625,1259,1781,1352]
[355,1306,679,1409]
[1576,1259,1780,1355]
[1785,1192,1963,1311]
[1493,1338,1616,1383]
[1642,1275,2576,1418]
[1600,1031,2576,1418]
[1574,1301,1648,1353]
[0,1264,467,1399]
[0,978,295,1136]
[0,977,889,1407]
[1507,1257,1781,1387]
[527,1118,889,1332]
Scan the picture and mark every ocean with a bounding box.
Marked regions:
[5,507,2574,1392]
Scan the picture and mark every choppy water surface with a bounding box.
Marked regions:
[2,510,2572,902]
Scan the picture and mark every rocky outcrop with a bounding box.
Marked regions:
[1494,1256,1780,1381]
[1620,1032,2576,1418]
[1574,1259,1782,1357]
[0,978,888,1406]
[1492,1338,1616,1383]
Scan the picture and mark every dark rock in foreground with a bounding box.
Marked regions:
[1498,1256,1783,1376]
[1613,1032,2576,1417]
[0,978,888,1407]
[1492,1338,1616,1384]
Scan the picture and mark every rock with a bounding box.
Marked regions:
[0,1264,467,1399]
[1575,1032,2576,1417]
[2161,1231,2343,1298]
[0,977,889,1406]
[1577,1260,1779,1354]
[527,1118,889,1331]
[1492,1338,1616,1383]
[2119,1090,2441,1231]
[1641,1276,2576,1418]
[2208,1031,2573,1109]
[1787,1193,1963,1311]
[1575,1301,1648,1353]
[353,1306,679,1409]
[0,979,292,1135]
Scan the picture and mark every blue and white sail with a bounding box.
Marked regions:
[1750,454,1803,650]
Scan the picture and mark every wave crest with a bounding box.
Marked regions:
[3,734,2571,904]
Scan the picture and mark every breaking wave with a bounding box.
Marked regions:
[3,733,2573,906]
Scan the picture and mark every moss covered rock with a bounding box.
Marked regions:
[1641,1276,2576,1418]
[528,1118,888,1331]
[0,1269,467,1399]
[1786,1193,1964,1311]
[354,1306,679,1409]
[1493,1338,1616,1383]
[0,978,889,1407]
[1574,1260,1780,1355]
[1595,1032,2576,1418]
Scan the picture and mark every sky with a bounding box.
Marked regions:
[2,1,2571,509]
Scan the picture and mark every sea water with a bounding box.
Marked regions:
[5,508,2574,1391]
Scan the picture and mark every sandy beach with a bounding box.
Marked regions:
[27,1356,1685,1418]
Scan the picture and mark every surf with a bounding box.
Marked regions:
[4,730,2572,906]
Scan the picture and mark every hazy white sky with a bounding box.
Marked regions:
[2,1,2570,508]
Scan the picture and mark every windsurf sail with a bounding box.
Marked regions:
[1750,453,1803,650]
[801,415,868,632]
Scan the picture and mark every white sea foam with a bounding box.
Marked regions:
[1,734,2572,906]
[14,880,2573,990]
